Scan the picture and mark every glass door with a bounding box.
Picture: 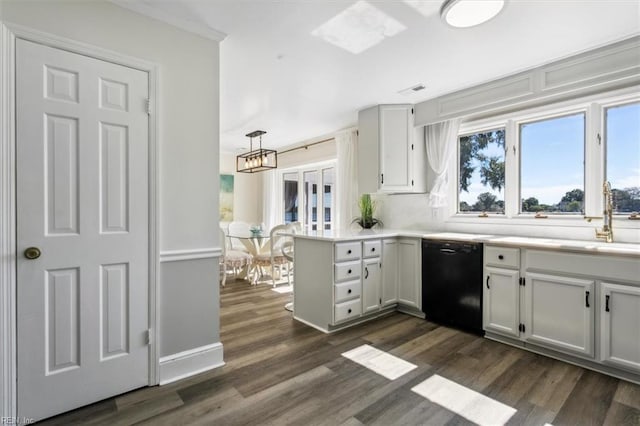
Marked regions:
[303,171,318,231]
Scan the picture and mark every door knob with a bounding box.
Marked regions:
[24,247,41,260]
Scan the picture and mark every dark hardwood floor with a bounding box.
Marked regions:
[43,278,640,425]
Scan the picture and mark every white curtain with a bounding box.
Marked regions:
[336,129,358,230]
[425,118,461,207]
[262,169,279,230]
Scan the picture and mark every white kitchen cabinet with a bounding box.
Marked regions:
[397,238,421,310]
[381,239,399,306]
[357,104,427,194]
[600,282,640,373]
[362,257,382,314]
[524,272,595,358]
[484,267,520,338]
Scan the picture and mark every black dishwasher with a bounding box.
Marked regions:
[422,240,483,335]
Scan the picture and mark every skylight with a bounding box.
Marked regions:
[311,0,406,54]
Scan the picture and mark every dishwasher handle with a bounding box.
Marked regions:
[439,248,458,255]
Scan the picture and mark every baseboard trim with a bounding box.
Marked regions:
[158,342,224,385]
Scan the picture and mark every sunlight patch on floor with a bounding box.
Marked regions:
[271,284,293,294]
[411,374,516,426]
[342,344,417,380]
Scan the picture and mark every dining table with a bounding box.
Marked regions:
[227,230,270,256]
[227,230,271,284]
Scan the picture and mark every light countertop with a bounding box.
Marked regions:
[290,229,640,257]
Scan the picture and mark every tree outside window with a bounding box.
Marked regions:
[458,129,505,213]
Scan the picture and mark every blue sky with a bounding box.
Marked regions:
[520,113,584,205]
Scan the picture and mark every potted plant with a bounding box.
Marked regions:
[353,194,382,229]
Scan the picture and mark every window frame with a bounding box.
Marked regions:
[456,126,508,215]
[447,87,639,231]
[515,109,588,217]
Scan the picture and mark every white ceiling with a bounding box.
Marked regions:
[117,0,640,152]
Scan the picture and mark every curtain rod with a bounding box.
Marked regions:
[278,137,334,155]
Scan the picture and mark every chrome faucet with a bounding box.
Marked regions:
[595,181,613,243]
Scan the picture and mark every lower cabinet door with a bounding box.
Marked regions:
[524,272,595,358]
[484,267,520,338]
[600,282,640,373]
[397,239,421,309]
[362,258,381,314]
[381,239,398,306]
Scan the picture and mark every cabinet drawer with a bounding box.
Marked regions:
[335,242,361,262]
[485,246,520,269]
[334,298,362,323]
[363,240,382,258]
[335,280,361,303]
[335,261,361,282]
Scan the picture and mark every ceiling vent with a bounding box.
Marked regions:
[398,84,426,95]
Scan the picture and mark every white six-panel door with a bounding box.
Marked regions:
[16,38,149,421]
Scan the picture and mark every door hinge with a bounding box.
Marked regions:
[518,323,526,333]
[146,99,152,115]
[146,328,153,345]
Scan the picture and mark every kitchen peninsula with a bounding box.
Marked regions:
[292,229,640,384]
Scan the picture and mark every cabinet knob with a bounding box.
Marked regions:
[348,308,352,314]
[498,254,504,260]
[347,249,352,254]
[348,269,352,274]
[371,247,375,252]
[348,289,352,294]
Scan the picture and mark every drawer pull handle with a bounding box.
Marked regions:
[585,291,590,308]
[347,249,352,254]
[365,267,369,279]
[605,295,610,312]
[498,255,504,260]
[348,308,352,314]
[348,289,352,294]
[486,276,490,289]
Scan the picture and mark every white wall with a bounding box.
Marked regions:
[1,0,221,366]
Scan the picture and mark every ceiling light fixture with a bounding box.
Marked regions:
[236,130,277,173]
[440,0,505,28]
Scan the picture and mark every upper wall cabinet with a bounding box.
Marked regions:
[358,104,428,194]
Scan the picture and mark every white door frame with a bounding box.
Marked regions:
[0,22,161,418]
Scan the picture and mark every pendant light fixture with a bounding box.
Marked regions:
[441,0,505,28]
[236,130,277,173]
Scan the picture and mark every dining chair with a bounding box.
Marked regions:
[219,228,252,286]
[253,223,293,287]
[227,221,251,252]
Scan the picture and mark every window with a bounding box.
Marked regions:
[458,129,505,213]
[280,162,336,231]
[283,172,298,223]
[605,102,640,214]
[520,113,585,214]
[322,168,334,230]
[453,92,639,224]
[303,171,318,231]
